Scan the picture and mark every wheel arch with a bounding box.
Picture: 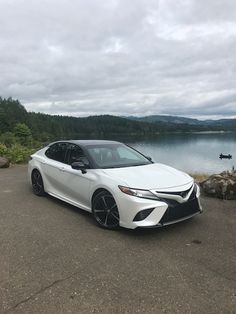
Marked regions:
[31,167,46,196]
[30,165,48,193]
[31,167,44,182]
[31,167,41,176]
[91,188,112,207]
[91,187,120,229]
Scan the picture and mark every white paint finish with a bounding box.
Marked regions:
[28,141,201,229]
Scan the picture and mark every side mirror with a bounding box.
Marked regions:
[71,161,87,174]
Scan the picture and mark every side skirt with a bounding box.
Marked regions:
[47,191,92,213]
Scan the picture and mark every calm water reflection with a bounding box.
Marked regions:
[127,133,236,174]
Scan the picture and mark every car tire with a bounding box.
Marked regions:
[31,169,46,196]
[92,191,120,229]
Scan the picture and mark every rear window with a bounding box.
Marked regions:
[45,143,68,163]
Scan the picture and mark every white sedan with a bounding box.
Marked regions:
[28,140,202,229]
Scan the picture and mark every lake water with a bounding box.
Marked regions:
[127,132,236,175]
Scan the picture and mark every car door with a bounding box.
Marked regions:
[58,144,97,211]
[42,142,69,197]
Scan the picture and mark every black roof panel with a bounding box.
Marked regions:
[49,140,121,147]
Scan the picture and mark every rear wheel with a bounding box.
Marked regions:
[92,191,120,229]
[31,170,45,196]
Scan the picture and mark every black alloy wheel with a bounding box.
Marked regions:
[92,191,120,229]
[31,170,45,196]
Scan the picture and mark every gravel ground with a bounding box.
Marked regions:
[0,165,235,314]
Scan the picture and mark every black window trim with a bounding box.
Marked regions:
[45,142,70,164]
[66,143,92,167]
[45,141,152,169]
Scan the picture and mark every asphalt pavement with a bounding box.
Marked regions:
[0,165,235,314]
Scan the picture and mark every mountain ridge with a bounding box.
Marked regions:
[125,115,236,126]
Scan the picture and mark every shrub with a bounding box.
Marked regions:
[6,144,35,163]
[0,132,16,147]
[0,143,7,156]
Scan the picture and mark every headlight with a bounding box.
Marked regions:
[118,185,159,200]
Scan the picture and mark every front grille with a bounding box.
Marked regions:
[156,185,193,198]
[159,192,200,225]
[158,188,196,208]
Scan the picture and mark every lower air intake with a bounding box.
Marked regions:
[159,195,200,225]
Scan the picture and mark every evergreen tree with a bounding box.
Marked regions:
[14,123,32,145]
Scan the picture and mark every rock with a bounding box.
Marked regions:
[200,171,236,200]
[0,157,10,168]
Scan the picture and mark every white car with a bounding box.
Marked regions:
[28,140,202,229]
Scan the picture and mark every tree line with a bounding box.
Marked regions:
[1,97,236,149]
[0,97,179,146]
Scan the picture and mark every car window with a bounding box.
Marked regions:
[117,146,141,161]
[67,144,90,167]
[90,147,119,164]
[45,143,68,163]
[87,144,150,168]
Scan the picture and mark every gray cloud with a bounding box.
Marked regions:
[0,0,236,118]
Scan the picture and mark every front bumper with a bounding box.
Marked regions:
[117,184,202,229]
[157,195,202,227]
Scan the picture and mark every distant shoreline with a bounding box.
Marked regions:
[190,130,234,134]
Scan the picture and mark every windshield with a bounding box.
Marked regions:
[85,143,152,169]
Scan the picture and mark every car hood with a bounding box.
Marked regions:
[102,163,193,190]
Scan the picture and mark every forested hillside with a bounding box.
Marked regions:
[0,97,202,144]
[128,115,236,129]
[2,97,236,142]
[0,97,166,142]
[1,97,236,163]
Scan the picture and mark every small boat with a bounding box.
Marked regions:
[219,153,232,159]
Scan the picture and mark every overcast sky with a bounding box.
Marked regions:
[1,0,236,119]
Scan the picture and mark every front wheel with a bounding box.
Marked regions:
[92,191,120,229]
[31,170,45,196]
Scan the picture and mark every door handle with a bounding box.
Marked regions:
[60,167,65,172]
